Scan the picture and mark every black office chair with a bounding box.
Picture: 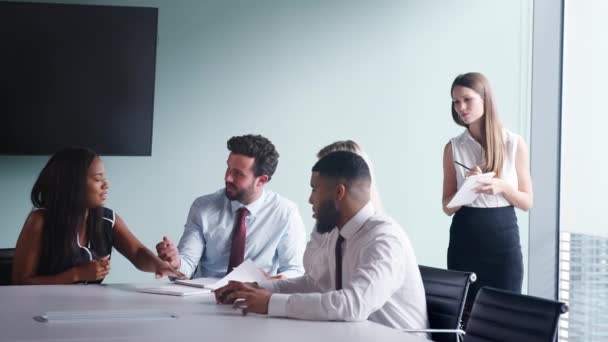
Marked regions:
[464,287,568,342]
[0,248,16,285]
[402,265,476,342]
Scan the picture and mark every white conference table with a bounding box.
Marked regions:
[0,283,430,342]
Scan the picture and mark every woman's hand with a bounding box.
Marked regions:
[475,177,510,195]
[465,166,483,177]
[74,255,110,282]
[154,261,186,279]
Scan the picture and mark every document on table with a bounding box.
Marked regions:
[175,259,265,290]
[135,283,212,296]
[36,309,177,323]
[136,259,265,296]
[447,172,496,208]
[172,277,218,289]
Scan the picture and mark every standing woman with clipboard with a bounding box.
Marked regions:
[442,72,533,324]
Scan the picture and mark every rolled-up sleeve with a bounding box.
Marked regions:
[177,199,206,278]
[264,274,324,316]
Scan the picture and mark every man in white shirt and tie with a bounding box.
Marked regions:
[156,134,306,279]
[214,151,429,331]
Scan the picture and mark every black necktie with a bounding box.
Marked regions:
[335,234,345,290]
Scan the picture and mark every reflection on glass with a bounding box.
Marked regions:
[559,232,608,341]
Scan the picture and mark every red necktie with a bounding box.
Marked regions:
[227,207,249,275]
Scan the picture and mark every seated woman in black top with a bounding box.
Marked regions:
[12,147,185,284]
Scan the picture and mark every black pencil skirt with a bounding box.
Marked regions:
[447,206,523,320]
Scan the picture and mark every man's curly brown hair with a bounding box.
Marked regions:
[227,134,279,180]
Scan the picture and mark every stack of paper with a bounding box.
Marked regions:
[135,283,211,296]
[172,277,217,289]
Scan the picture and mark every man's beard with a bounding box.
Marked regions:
[315,199,339,234]
[225,182,252,202]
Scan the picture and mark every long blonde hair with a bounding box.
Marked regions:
[451,72,504,177]
[317,140,384,213]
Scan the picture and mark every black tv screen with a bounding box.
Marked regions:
[0,2,158,156]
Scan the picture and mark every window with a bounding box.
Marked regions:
[559,2,608,341]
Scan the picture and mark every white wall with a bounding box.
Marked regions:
[0,0,532,283]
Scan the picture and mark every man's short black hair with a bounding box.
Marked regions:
[227,134,279,180]
[312,151,371,183]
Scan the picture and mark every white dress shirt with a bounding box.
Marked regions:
[177,188,306,279]
[450,129,520,207]
[303,186,384,275]
[260,203,429,332]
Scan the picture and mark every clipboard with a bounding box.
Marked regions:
[447,172,495,208]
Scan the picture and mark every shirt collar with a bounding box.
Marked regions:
[463,129,480,145]
[230,188,266,216]
[339,202,375,240]
[463,128,507,145]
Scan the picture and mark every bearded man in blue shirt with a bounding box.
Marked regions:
[156,134,306,279]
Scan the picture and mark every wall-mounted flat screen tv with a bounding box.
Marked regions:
[0,2,158,156]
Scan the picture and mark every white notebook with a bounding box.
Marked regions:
[447,172,495,208]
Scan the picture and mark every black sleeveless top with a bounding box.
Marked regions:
[74,207,115,284]
[37,207,115,284]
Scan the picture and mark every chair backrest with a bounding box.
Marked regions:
[464,287,568,342]
[419,265,476,342]
[0,248,16,285]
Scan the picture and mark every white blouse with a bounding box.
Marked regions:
[450,129,519,208]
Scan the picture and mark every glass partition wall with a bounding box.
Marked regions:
[558,1,608,341]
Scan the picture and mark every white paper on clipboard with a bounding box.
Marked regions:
[447,172,495,208]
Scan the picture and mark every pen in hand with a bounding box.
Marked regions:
[454,160,471,171]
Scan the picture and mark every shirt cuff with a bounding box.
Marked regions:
[177,258,193,279]
[268,293,290,317]
[257,278,277,292]
[278,268,304,279]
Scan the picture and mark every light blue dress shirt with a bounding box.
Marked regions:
[177,188,306,279]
